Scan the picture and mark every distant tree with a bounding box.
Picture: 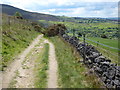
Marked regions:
[14,12,23,19]
[78,32,82,37]
[14,12,22,17]
[44,24,67,37]
[101,34,108,39]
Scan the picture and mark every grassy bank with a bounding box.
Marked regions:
[2,14,40,71]
[34,43,49,88]
[49,36,103,88]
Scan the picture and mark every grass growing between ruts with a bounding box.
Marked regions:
[34,43,49,88]
[49,36,104,88]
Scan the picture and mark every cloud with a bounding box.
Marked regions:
[1,0,119,7]
[36,2,118,17]
[1,0,119,17]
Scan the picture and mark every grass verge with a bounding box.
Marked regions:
[49,36,104,88]
[34,43,49,88]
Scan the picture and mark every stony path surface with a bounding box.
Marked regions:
[0,35,58,89]
[15,39,44,88]
[1,35,43,88]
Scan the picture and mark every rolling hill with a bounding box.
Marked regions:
[1,4,117,23]
[0,4,60,21]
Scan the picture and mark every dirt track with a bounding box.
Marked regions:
[1,35,58,88]
[44,40,58,88]
[1,35,43,88]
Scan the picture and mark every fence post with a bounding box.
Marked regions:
[8,17,10,26]
[97,41,99,47]
[83,34,86,62]
[73,29,75,37]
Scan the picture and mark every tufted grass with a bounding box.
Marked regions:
[49,36,104,88]
[34,43,49,88]
[1,14,40,71]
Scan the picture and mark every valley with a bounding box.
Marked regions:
[0,3,119,89]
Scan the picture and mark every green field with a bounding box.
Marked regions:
[83,37,119,53]
[87,37,118,48]
[79,37,119,63]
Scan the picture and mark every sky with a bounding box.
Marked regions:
[1,0,119,18]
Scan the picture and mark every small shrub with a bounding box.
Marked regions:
[31,22,43,32]
[44,24,67,37]
[34,25,42,32]
[14,12,23,19]
[101,34,108,38]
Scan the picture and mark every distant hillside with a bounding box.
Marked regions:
[1,4,117,23]
[107,17,119,21]
[73,17,118,22]
[0,4,60,21]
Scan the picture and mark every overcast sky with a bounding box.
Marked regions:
[1,0,119,17]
